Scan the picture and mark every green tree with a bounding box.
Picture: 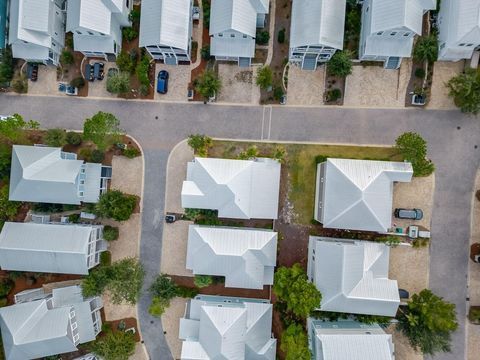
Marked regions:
[277,28,286,44]
[397,289,458,355]
[256,66,273,90]
[0,114,39,143]
[83,111,124,151]
[280,323,311,360]
[200,45,210,60]
[0,143,12,179]
[90,330,135,360]
[413,35,439,63]
[94,190,137,221]
[149,274,178,301]
[447,68,480,114]
[116,51,136,74]
[107,71,131,94]
[256,30,270,45]
[194,275,212,288]
[0,47,14,84]
[195,70,221,100]
[395,132,435,176]
[44,128,66,147]
[122,27,138,42]
[60,50,74,65]
[135,57,150,87]
[103,225,119,241]
[273,264,322,318]
[187,134,212,157]
[0,186,21,229]
[70,77,86,89]
[327,50,353,77]
[66,131,82,146]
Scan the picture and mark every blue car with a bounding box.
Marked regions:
[157,70,169,94]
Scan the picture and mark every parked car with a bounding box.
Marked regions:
[192,6,200,20]
[280,95,287,105]
[58,83,78,96]
[157,70,169,94]
[85,63,94,81]
[27,63,38,81]
[94,62,105,80]
[165,214,176,223]
[394,208,423,220]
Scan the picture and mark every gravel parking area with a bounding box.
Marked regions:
[161,297,187,360]
[165,141,193,214]
[286,65,325,106]
[154,63,191,102]
[389,244,429,296]
[217,64,260,104]
[427,61,464,110]
[111,155,144,198]
[161,220,194,277]
[87,61,118,99]
[28,65,59,96]
[344,61,411,108]
[103,214,141,262]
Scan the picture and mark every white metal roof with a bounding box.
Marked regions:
[309,237,399,316]
[186,225,277,289]
[319,158,413,232]
[209,0,257,37]
[66,0,111,35]
[290,0,345,50]
[181,157,281,219]
[210,34,256,58]
[139,0,191,50]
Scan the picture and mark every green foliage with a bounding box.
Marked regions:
[12,75,27,94]
[256,30,270,45]
[103,226,119,241]
[135,57,150,87]
[280,323,311,360]
[70,77,85,89]
[395,132,435,176]
[202,0,210,28]
[354,314,392,325]
[100,251,112,267]
[201,45,210,60]
[176,286,199,298]
[187,134,212,157]
[468,307,480,323]
[195,70,221,99]
[273,146,287,162]
[60,50,74,65]
[68,213,80,223]
[123,147,141,158]
[0,279,13,297]
[129,9,141,25]
[447,68,480,114]
[149,296,170,317]
[44,128,66,147]
[149,274,178,301]
[107,71,131,94]
[238,145,259,160]
[90,330,136,360]
[273,85,284,100]
[325,88,342,102]
[413,35,439,63]
[95,190,137,221]
[139,84,149,96]
[415,68,426,79]
[116,51,136,74]
[91,149,105,163]
[0,297,7,307]
[66,131,82,146]
[397,289,458,355]
[344,4,361,43]
[277,28,286,44]
[194,275,213,288]
[122,27,138,42]
[0,114,38,143]
[83,111,124,151]
[0,47,14,84]
[327,51,353,77]
[79,148,92,162]
[0,144,12,180]
[0,186,21,228]
[412,238,429,248]
[377,235,401,247]
[273,264,322,318]
[256,66,273,90]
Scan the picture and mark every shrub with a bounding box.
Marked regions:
[413,34,439,63]
[395,132,435,176]
[277,28,286,44]
[415,68,426,79]
[195,69,221,99]
[0,186,21,226]
[12,75,27,93]
[90,330,135,360]
[0,297,7,307]
[103,226,119,241]
[412,238,429,248]
[123,147,141,158]
[149,296,170,317]
[447,68,480,114]
[149,274,178,301]
[107,72,131,94]
[187,134,212,157]
[139,84,149,96]
[91,149,105,163]
[79,148,92,162]
[327,51,353,77]
[256,66,273,90]
[122,27,138,42]
[280,323,311,360]
[315,155,328,164]
[377,235,401,247]
[194,275,213,288]
[66,131,82,146]
[44,128,66,147]
[0,279,14,297]
[273,85,284,100]
[70,77,85,88]
[273,146,287,162]
[100,251,111,267]
[468,307,480,323]
[95,190,137,221]
[202,0,210,28]
[325,88,342,102]
[135,57,150,87]
[176,286,199,298]
[238,145,259,160]
[256,30,270,45]
[116,51,136,74]
[201,45,210,61]
[0,47,14,84]
[129,8,141,25]
[60,50,74,65]
[68,213,80,223]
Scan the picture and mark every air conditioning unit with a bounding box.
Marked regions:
[474,254,480,263]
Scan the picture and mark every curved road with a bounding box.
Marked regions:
[0,94,478,360]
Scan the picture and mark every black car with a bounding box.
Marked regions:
[165,214,176,223]
[394,208,423,220]
[94,62,105,80]
[85,63,94,81]
[157,70,169,94]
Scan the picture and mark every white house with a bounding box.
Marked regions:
[0,284,102,360]
[289,0,346,70]
[0,222,107,275]
[307,319,395,360]
[179,295,276,360]
[308,237,400,317]
[359,0,437,69]
[438,0,480,61]
[209,0,269,67]
[314,158,413,232]
[186,225,277,289]
[8,0,66,65]
[139,0,193,65]
[66,0,132,60]
[181,157,281,219]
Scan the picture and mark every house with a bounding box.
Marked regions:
[289,0,346,70]
[9,145,112,204]
[0,284,102,360]
[0,0,8,50]
[179,295,276,359]
[209,0,270,67]
[314,158,413,232]
[8,0,66,65]
[186,225,277,289]
[307,318,395,360]
[308,236,400,316]
[66,0,132,60]
[438,0,480,61]
[181,157,281,219]
[359,0,437,69]
[0,222,107,274]
[139,0,193,65]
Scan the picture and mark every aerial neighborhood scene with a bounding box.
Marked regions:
[0,0,480,360]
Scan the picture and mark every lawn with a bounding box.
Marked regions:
[209,140,403,225]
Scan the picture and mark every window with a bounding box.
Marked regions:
[459,43,466,46]
[403,33,410,37]
[80,180,85,185]
[467,43,474,47]
[243,34,247,38]
[218,33,223,37]
[126,0,130,8]
[100,33,105,36]
[230,34,235,38]
[390,32,397,36]
[76,31,82,35]
[79,191,84,197]
[88,31,94,36]
[81,168,86,173]
[376,31,383,35]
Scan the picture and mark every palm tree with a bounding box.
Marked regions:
[195,69,221,100]
[413,34,439,63]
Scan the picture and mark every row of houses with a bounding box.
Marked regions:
[175,155,413,359]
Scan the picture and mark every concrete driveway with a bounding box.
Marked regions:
[286,65,326,106]
[154,63,191,102]
[0,94,478,360]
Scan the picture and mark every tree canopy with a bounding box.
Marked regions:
[397,289,458,355]
[273,264,322,319]
[90,330,136,360]
[187,134,212,157]
[256,66,273,90]
[195,70,221,99]
[413,35,439,63]
[44,128,67,147]
[83,112,124,151]
[94,190,137,221]
[327,51,353,78]
[395,132,435,176]
[447,68,480,114]
[280,323,311,360]
[0,114,39,143]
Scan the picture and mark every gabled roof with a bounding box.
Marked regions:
[0,222,100,275]
[440,0,480,45]
[139,0,191,50]
[290,0,345,50]
[186,225,277,289]
[309,237,399,316]
[66,0,112,35]
[179,295,276,360]
[319,158,413,232]
[181,157,281,219]
[209,0,257,37]
[370,0,427,35]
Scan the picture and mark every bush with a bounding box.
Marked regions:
[327,51,353,77]
[413,34,439,63]
[176,286,199,298]
[95,190,137,221]
[447,68,480,114]
[123,147,141,158]
[194,275,213,288]
[468,307,480,323]
[90,330,135,360]
[278,28,286,44]
[122,27,138,42]
[256,66,273,90]
[0,47,14,84]
[0,279,13,297]
[187,134,212,157]
[0,297,7,307]
[149,296,170,317]
[0,186,21,226]
[44,128,67,147]
[273,85,284,100]
[273,146,287,162]
[139,84,149,96]
[103,226,119,241]
[66,131,82,146]
[100,251,111,267]
[315,155,328,164]
[68,213,80,223]
[256,30,270,45]
[195,69,221,99]
[415,68,426,79]
[79,148,92,162]
[60,50,74,65]
[12,75,27,93]
[395,132,435,176]
[325,88,342,102]
[129,8,141,25]
[70,77,85,88]
[377,235,401,247]
[116,51,136,74]
[201,45,210,61]
[135,57,150,87]
[91,149,105,163]
[238,145,259,160]
[107,72,131,94]
[280,323,311,360]
[202,0,210,28]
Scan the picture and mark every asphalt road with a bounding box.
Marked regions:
[0,94,478,360]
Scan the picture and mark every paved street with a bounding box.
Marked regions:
[0,94,479,360]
